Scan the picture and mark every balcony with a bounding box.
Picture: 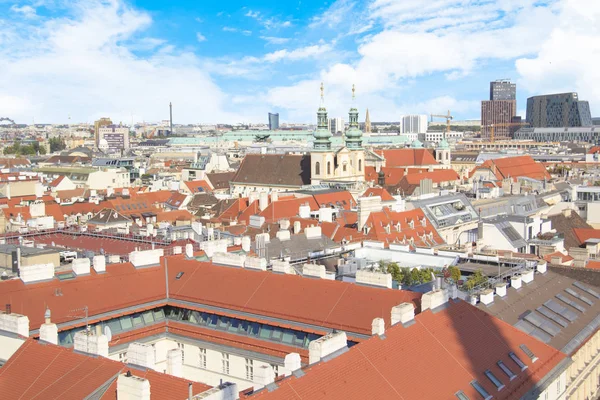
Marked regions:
[528,232,564,246]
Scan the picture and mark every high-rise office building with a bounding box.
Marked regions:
[399,115,428,134]
[328,117,345,135]
[481,100,516,140]
[94,117,113,148]
[481,80,517,140]
[268,113,279,130]
[526,92,593,128]
[98,124,130,152]
[490,79,516,101]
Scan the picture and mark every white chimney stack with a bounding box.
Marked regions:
[522,269,534,284]
[241,236,251,252]
[371,317,385,335]
[479,289,494,305]
[511,274,522,290]
[308,331,347,364]
[185,243,194,258]
[259,192,269,212]
[298,204,311,219]
[537,261,547,274]
[391,303,415,326]
[420,289,449,312]
[0,311,29,337]
[126,342,156,369]
[166,348,183,378]
[495,282,507,297]
[293,221,301,234]
[39,308,58,345]
[74,328,109,357]
[117,373,151,400]
[254,365,276,388]
[93,255,106,273]
[284,353,301,375]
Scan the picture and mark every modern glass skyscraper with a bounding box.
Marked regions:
[268,113,279,130]
[490,80,516,101]
[526,93,593,128]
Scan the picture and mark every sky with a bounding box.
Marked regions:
[0,0,599,125]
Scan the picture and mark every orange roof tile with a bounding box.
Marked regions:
[364,208,444,247]
[168,257,421,335]
[250,300,568,400]
[312,191,356,210]
[0,339,211,400]
[573,228,600,245]
[471,155,551,181]
[183,179,212,193]
[543,251,574,264]
[362,187,395,201]
[585,260,600,270]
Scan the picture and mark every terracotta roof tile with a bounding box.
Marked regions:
[362,187,395,201]
[364,208,444,248]
[375,148,438,168]
[250,300,567,400]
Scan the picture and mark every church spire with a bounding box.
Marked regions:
[313,82,332,151]
[365,108,371,134]
[345,84,363,149]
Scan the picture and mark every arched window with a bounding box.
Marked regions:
[343,164,347,172]
[327,161,331,175]
[315,162,320,175]
[358,159,362,172]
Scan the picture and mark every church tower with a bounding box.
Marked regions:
[345,85,365,181]
[311,83,334,185]
[364,108,372,135]
[435,132,451,167]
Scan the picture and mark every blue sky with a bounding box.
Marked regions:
[0,0,599,124]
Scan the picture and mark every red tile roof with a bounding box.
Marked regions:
[543,251,574,264]
[375,149,438,168]
[472,155,551,181]
[312,191,356,210]
[48,175,65,187]
[364,208,444,247]
[585,260,600,270]
[0,339,211,400]
[573,228,600,245]
[168,257,421,336]
[362,187,395,201]
[250,300,568,400]
[183,180,212,193]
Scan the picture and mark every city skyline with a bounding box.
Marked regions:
[0,0,598,125]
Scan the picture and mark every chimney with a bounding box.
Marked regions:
[0,310,29,337]
[284,353,301,375]
[255,365,276,388]
[521,269,534,284]
[562,208,572,218]
[391,303,414,326]
[298,204,311,219]
[293,221,301,234]
[371,317,385,335]
[259,192,269,212]
[279,219,290,230]
[495,282,507,297]
[39,308,58,345]
[117,373,151,400]
[126,342,155,369]
[304,225,322,239]
[537,261,547,274]
[92,255,106,273]
[74,329,109,357]
[356,269,392,289]
[241,236,251,252]
[511,274,522,290]
[185,243,194,258]
[308,331,347,364]
[166,348,183,378]
[420,289,449,312]
[72,258,91,276]
[479,289,494,305]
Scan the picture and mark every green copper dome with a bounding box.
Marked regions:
[411,139,424,148]
[438,138,449,149]
[345,86,363,149]
[313,86,332,151]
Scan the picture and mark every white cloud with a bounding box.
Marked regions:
[245,10,260,19]
[263,44,332,63]
[0,0,256,124]
[223,26,252,36]
[10,5,37,19]
[196,32,206,42]
[516,0,600,111]
[260,36,290,45]
[244,9,293,29]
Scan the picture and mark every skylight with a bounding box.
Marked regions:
[497,361,517,381]
[484,370,505,391]
[470,380,492,400]
[509,352,528,371]
[519,344,538,363]
[455,390,470,400]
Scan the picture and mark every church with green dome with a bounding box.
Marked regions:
[310,84,366,186]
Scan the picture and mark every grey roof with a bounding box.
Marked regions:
[410,193,479,229]
[475,195,543,218]
[0,244,58,257]
[253,233,337,262]
[476,269,600,355]
[484,216,528,249]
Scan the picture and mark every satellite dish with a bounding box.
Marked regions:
[104,326,112,342]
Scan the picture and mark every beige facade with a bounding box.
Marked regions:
[0,249,60,270]
[565,329,600,399]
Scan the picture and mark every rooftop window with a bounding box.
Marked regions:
[471,380,492,400]
[497,361,517,381]
[509,351,528,371]
[519,344,538,363]
[484,370,505,391]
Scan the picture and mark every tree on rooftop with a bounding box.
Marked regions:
[49,137,66,153]
[384,261,403,282]
[464,270,487,291]
[448,266,461,283]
